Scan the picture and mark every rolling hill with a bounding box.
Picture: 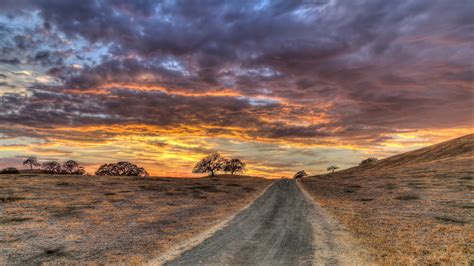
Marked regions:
[300,134,473,264]
[326,133,473,179]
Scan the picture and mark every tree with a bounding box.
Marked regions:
[224,158,246,175]
[293,170,308,179]
[327,165,339,173]
[95,161,149,177]
[62,160,85,175]
[192,153,226,177]
[41,161,62,174]
[359,157,378,166]
[23,156,40,170]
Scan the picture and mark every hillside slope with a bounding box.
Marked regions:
[301,134,473,264]
[328,133,473,178]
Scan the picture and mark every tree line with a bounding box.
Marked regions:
[22,157,86,174]
[18,157,149,177]
[0,153,246,177]
[1,154,378,178]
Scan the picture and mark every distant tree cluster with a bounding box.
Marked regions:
[41,160,86,174]
[192,153,246,177]
[21,157,86,175]
[95,161,149,177]
[16,156,149,177]
[359,157,378,166]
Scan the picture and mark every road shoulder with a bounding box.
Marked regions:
[297,180,373,265]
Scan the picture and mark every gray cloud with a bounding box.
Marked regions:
[0,0,472,146]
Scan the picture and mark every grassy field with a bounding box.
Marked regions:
[0,174,271,264]
[301,134,474,264]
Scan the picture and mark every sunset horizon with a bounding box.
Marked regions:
[1,131,472,178]
[1,1,472,178]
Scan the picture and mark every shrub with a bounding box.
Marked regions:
[394,194,419,200]
[327,165,339,173]
[95,161,149,177]
[0,167,19,174]
[359,157,378,166]
[293,170,308,179]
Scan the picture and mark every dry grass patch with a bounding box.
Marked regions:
[0,173,271,264]
[301,134,474,264]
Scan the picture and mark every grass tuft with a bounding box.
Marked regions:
[0,217,32,224]
[434,216,466,225]
[1,196,26,203]
[358,198,374,201]
[394,194,419,200]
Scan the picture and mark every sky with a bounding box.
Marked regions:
[0,0,472,178]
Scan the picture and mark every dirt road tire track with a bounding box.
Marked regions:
[165,179,366,265]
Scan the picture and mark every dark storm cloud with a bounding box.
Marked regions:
[0,0,472,144]
[0,87,257,128]
[0,58,21,65]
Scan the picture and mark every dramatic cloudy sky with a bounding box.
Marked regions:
[0,0,472,177]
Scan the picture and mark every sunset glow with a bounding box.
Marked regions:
[0,1,472,177]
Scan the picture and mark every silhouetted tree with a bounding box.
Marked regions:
[192,153,226,177]
[327,165,339,173]
[95,161,149,177]
[62,160,85,175]
[0,167,19,174]
[224,158,246,175]
[359,157,378,166]
[42,161,62,174]
[293,170,308,179]
[23,156,40,170]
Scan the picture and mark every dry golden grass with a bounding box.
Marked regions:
[0,173,271,264]
[301,134,474,264]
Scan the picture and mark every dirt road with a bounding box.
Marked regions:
[165,179,362,265]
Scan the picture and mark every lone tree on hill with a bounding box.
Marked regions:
[41,161,62,174]
[327,165,339,173]
[23,156,40,170]
[224,158,246,175]
[62,160,85,175]
[95,161,149,177]
[359,157,378,166]
[192,153,226,177]
[293,170,308,179]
